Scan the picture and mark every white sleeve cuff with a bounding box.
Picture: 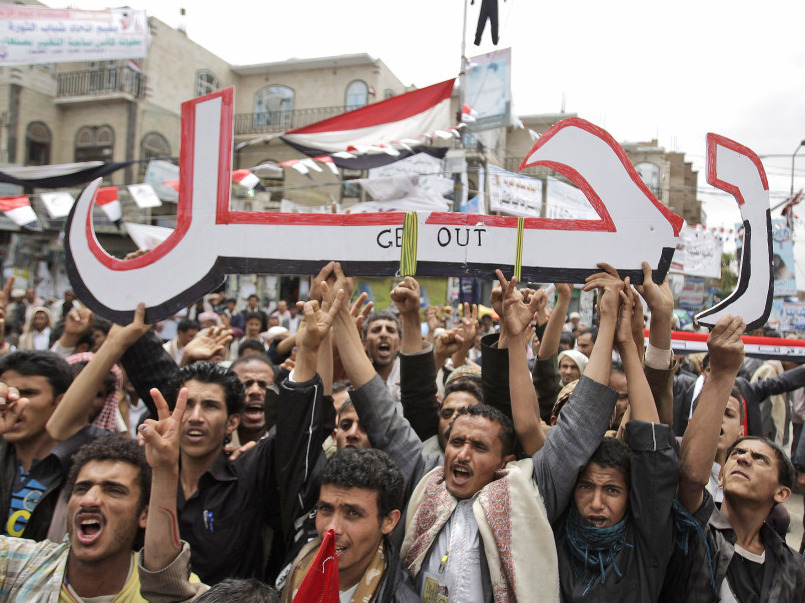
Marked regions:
[644,342,673,370]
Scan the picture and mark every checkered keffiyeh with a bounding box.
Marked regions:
[65,352,123,432]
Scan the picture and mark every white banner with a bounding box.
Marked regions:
[544,177,599,220]
[669,224,724,279]
[127,183,162,209]
[0,6,150,65]
[487,165,543,218]
[40,191,75,218]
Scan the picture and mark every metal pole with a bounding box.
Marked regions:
[791,140,805,196]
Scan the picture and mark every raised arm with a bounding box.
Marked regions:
[532,270,622,522]
[451,303,478,369]
[616,281,659,424]
[390,276,423,356]
[138,387,208,602]
[497,270,546,456]
[538,283,572,361]
[46,303,150,441]
[51,306,94,357]
[637,261,676,426]
[329,263,426,490]
[677,315,745,514]
[178,325,232,367]
[390,277,440,442]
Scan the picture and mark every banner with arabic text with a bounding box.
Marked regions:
[0,6,150,65]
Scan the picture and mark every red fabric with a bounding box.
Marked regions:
[96,186,119,205]
[292,528,339,603]
[0,195,30,211]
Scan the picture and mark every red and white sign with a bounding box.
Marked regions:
[64,88,773,327]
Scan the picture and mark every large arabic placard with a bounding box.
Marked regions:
[64,88,773,331]
[0,6,150,65]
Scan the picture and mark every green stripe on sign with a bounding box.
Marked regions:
[400,211,418,276]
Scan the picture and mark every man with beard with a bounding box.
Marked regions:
[363,310,402,407]
[230,355,277,444]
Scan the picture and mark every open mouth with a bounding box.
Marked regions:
[451,464,472,485]
[184,428,206,442]
[75,514,104,545]
[585,515,609,528]
[335,544,348,557]
[244,402,264,420]
[376,342,392,357]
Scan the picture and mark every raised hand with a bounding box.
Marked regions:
[106,302,152,348]
[707,315,746,376]
[309,261,335,305]
[0,384,26,435]
[390,276,421,316]
[435,328,465,359]
[455,303,478,353]
[181,324,233,365]
[63,306,94,338]
[350,292,374,333]
[138,387,187,470]
[0,276,14,312]
[297,282,344,352]
[635,261,674,315]
[496,269,545,340]
[584,263,624,322]
[327,262,354,310]
[615,278,635,348]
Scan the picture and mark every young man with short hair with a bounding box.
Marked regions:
[0,434,177,601]
[282,448,417,602]
[664,314,805,602]
[0,350,106,541]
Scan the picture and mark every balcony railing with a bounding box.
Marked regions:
[57,66,145,99]
[235,106,360,135]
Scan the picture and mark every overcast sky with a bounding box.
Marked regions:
[52,0,805,233]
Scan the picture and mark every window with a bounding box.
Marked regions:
[255,85,294,128]
[345,80,368,110]
[635,162,662,200]
[140,132,171,179]
[25,122,51,166]
[141,132,170,161]
[195,70,220,97]
[75,125,114,163]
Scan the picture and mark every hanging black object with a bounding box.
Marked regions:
[472,0,505,45]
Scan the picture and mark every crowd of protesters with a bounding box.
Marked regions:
[0,259,803,602]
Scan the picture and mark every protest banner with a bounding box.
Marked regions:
[64,88,773,329]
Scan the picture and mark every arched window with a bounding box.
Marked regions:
[140,132,171,179]
[141,132,170,161]
[75,125,114,162]
[25,121,51,166]
[195,70,220,97]
[345,80,368,110]
[255,85,294,128]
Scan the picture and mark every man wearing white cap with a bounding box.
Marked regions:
[558,349,588,385]
[563,311,582,333]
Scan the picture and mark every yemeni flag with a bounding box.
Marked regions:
[232,169,261,190]
[292,529,339,603]
[96,186,122,224]
[0,195,41,231]
[282,79,455,170]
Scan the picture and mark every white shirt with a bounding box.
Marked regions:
[418,498,485,602]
